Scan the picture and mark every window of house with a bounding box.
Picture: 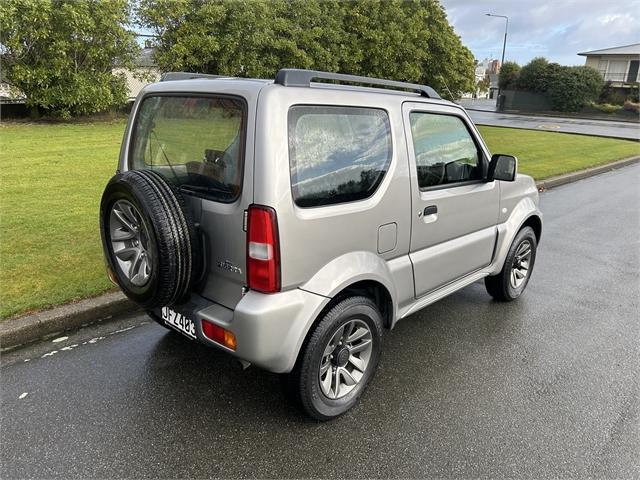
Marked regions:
[606,60,628,82]
[597,59,608,77]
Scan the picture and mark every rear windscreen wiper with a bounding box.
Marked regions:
[179,184,233,195]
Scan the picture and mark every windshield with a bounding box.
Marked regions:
[129,95,246,202]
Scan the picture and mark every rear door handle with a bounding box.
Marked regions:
[423,205,438,216]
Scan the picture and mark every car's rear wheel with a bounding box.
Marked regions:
[284,296,383,420]
[485,226,537,301]
[100,170,200,309]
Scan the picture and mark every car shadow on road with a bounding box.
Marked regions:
[140,282,529,431]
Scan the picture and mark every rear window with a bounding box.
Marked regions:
[288,106,392,208]
[130,95,246,202]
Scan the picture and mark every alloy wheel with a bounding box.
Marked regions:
[319,319,373,400]
[109,199,152,287]
[510,239,532,289]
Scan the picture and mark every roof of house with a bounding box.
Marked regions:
[578,43,640,56]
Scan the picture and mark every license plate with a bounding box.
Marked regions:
[162,307,196,339]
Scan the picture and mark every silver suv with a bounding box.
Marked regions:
[100,69,542,420]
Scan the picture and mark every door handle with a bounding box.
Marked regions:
[423,205,438,216]
[421,205,438,224]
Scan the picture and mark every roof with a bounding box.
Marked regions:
[144,76,454,107]
[578,43,640,56]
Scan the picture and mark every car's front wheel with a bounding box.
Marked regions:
[485,226,538,301]
[285,296,384,420]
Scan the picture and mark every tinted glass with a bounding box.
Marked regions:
[130,95,245,202]
[288,106,392,207]
[409,112,482,189]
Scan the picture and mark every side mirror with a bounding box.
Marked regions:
[488,154,517,182]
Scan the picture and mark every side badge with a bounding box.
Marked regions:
[217,260,243,275]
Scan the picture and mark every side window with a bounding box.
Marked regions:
[409,112,482,189]
[288,106,392,208]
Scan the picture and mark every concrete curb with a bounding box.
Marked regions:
[535,156,640,191]
[0,291,140,351]
[1,157,638,351]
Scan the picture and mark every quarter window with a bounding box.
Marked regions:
[288,106,392,207]
[409,112,482,189]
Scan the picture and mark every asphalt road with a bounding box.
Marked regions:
[2,164,639,479]
[466,108,640,141]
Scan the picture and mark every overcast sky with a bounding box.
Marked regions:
[440,0,640,66]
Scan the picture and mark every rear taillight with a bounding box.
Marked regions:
[247,205,280,293]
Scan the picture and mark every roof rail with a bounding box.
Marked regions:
[274,68,441,99]
[160,72,229,82]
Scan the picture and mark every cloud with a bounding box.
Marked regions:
[440,0,640,65]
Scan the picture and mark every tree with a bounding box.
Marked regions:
[0,0,138,118]
[517,57,550,92]
[137,0,475,99]
[498,61,520,90]
[477,76,490,95]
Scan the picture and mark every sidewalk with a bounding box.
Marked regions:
[458,98,498,112]
[458,98,640,125]
[465,109,640,141]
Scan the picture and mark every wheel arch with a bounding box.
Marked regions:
[521,214,542,243]
[327,280,394,330]
[490,198,543,275]
[299,250,398,327]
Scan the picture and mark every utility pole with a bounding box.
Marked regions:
[485,14,509,108]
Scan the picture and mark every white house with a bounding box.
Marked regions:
[578,43,640,85]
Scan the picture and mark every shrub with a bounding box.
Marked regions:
[592,103,622,114]
[547,65,604,112]
[627,84,639,103]
[623,100,640,113]
[498,61,520,90]
[599,82,627,105]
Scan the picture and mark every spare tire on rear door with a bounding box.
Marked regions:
[99,170,201,309]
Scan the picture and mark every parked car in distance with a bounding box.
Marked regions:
[100,69,542,420]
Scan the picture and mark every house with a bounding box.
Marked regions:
[578,43,640,86]
[113,47,161,102]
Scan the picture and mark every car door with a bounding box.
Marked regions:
[402,102,500,297]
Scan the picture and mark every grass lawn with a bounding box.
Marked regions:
[1,121,638,319]
[1,120,126,319]
[478,126,639,179]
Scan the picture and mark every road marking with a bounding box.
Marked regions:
[17,321,149,365]
[537,124,561,130]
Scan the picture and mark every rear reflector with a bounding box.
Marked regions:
[202,320,237,350]
[247,205,280,293]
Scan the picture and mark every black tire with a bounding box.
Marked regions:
[100,170,201,309]
[485,226,537,301]
[284,296,384,421]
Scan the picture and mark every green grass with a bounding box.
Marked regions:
[478,126,639,179]
[0,120,126,319]
[0,121,638,320]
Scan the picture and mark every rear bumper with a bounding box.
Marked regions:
[153,288,328,373]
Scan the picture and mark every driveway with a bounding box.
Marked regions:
[2,164,639,478]
[463,106,640,141]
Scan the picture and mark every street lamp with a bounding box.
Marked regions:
[486,13,509,106]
